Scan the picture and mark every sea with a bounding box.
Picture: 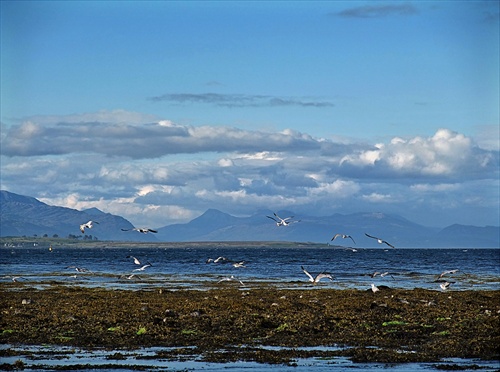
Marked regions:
[1,244,499,371]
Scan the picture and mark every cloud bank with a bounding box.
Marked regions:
[1,111,498,228]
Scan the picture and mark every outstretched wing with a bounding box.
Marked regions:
[331,233,341,241]
[364,233,379,240]
[382,240,395,249]
[348,235,356,244]
[267,216,279,222]
[301,266,314,282]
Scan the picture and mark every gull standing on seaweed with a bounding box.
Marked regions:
[365,233,395,249]
[371,283,380,293]
[331,233,356,245]
[266,212,300,227]
[80,220,99,234]
[301,266,333,284]
[121,227,158,234]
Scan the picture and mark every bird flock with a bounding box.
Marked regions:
[64,214,459,291]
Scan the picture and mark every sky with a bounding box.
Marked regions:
[1,1,499,230]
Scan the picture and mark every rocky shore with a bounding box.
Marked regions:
[1,284,499,367]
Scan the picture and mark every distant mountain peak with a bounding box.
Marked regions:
[83,207,106,215]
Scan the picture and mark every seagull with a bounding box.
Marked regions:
[331,234,356,244]
[126,256,142,265]
[232,261,246,268]
[371,283,380,293]
[120,274,141,280]
[121,227,158,234]
[133,262,152,271]
[80,220,99,234]
[440,282,451,290]
[66,266,92,273]
[301,266,334,284]
[438,269,459,279]
[266,213,300,227]
[217,275,245,286]
[206,256,230,264]
[365,233,395,248]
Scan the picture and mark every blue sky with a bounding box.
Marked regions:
[1,1,499,230]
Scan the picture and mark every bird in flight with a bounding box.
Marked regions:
[126,256,144,265]
[133,262,153,271]
[267,212,300,227]
[217,275,245,286]
[206,256,230,264]
[364,233,395,248]
[440,282,452,291]
[301,266,333,284]
[80,220,99,233]
[121,227,158,234]
[331,233,356,244]
[437,269,459,279]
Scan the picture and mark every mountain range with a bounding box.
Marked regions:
[1,190,498,248]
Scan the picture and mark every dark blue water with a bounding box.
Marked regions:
[1,245,499,291]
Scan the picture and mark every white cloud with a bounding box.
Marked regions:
[1,111,498,227]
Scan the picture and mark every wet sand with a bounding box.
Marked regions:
[1,284,499,367]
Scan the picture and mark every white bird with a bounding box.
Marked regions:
[365,233,395,249]
[232,261,246,268]
[206,256,229,264]
[217,275,244,286]
[80,220,99,234]
[126,256,142,265]
[133,262,152,271]
[66,266,92,273]
[440,282,451,290]
[301,266,333,284]
[438,269,459,279]
[121,227,158,234]
[331,233,356,244]
[120,274,141,280]
[371,283,380,293]
[267,213,300,227]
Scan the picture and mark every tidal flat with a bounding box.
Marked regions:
[0,284,499,369]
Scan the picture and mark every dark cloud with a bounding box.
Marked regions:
[334,4,418,18]
[148,92,334,108]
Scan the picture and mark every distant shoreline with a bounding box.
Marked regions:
[2,237,499,249]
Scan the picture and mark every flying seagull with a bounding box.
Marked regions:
[206,256,230,264]
[440,282,452,291]
[438,269,459,279]
[80,220,99,233]
[217,275,245,286]
[331,233,356,244]
[133,262,153,271]
[126,256,144,265]
[66,266,92,273]
[121,227,158,234]
[365,233,395,248]
[301,266,333,284]
[266,212,300,227]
